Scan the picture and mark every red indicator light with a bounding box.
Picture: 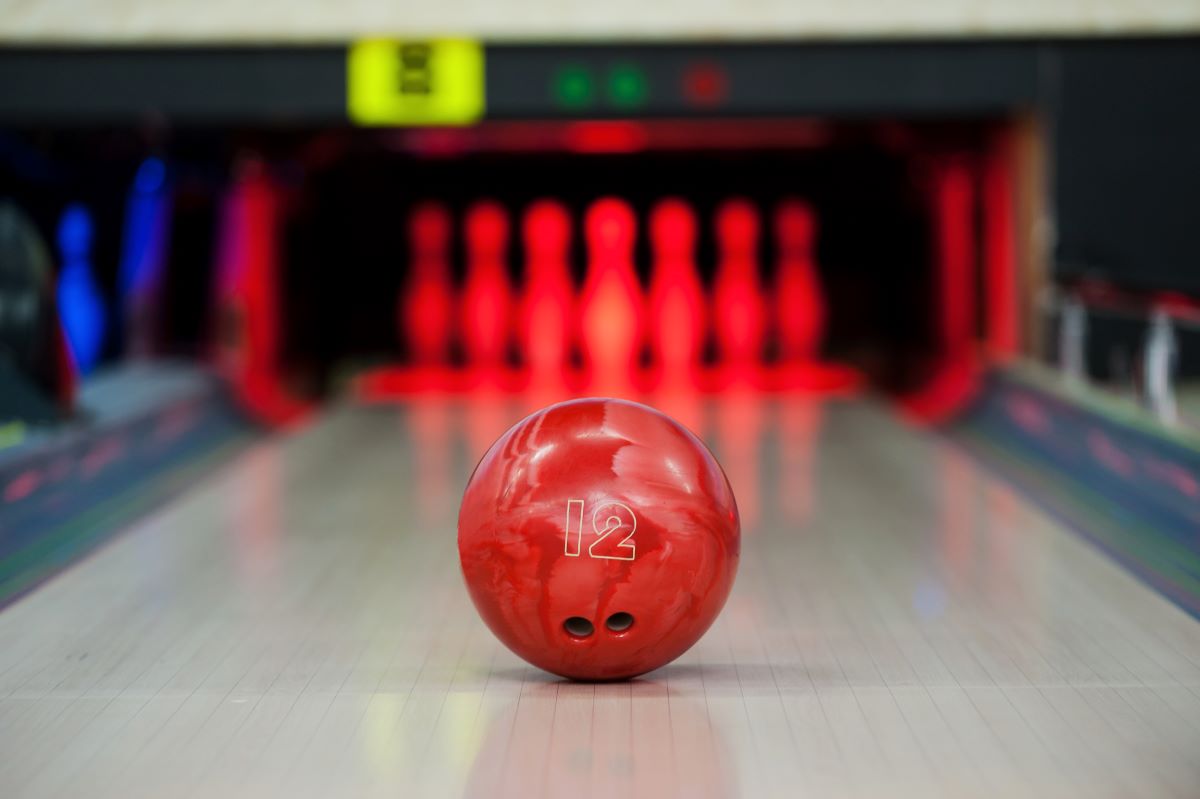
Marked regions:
[563,121,648,153]
[683,63,728,107]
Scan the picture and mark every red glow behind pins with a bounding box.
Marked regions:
[458,397,740,681]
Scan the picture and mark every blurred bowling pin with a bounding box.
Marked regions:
[118,157,171,358]
[460,201,514,377]
[400,202,454,368]
[213,159,309,426]
[648,198,705,390]
[712,199,766,382]
[519,200,574,393]
[580,198,643,394]
[773,199,826,366]
[934,159,975,361]
[56,203,106,376]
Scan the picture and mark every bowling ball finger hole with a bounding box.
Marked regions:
[605,612,635,633]
[563,617,594,638]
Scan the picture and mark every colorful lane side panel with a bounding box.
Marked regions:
[950,371,1200,619]
[0,376,255,608]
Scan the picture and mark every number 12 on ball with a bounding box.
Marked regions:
[563,499,637,560]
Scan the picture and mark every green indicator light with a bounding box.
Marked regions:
[553,65,595,110]
[607,63,648,109]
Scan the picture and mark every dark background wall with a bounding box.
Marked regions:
[0,37,1197,296]
[1053,38,1200,293]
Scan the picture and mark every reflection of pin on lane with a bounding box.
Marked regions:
[778,398,824,524]
[984,480,1020,608]
[651,387,704,444]
[223,442,282,586]
[938,444,977,589]
[714,386,763,531]
[463,687,731,799]
[408,397,452,524]
[463,389,516,468]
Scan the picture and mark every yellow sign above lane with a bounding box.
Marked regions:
[348,39,484,126]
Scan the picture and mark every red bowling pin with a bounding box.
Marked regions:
[648,199,705,390]
[580,198,644,395]
[712,199,766,384]
[400,202,454,368]
[460,201,514,380]
[519,200,574,394]
[773,199,826,366]
[213,160,309,425]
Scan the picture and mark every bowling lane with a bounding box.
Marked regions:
[2,396,1199,798]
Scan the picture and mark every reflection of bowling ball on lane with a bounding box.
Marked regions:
[463,685,733,799]
[458,398,740,680]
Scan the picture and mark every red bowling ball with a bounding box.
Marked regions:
[458,397,740,680]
